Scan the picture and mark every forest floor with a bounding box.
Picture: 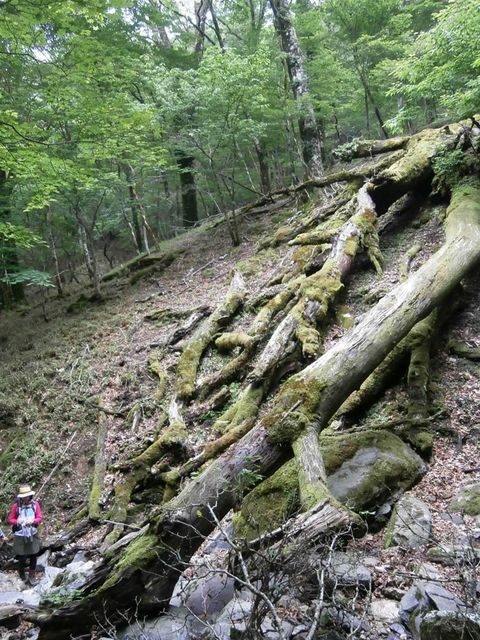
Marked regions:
[1,175,480,636]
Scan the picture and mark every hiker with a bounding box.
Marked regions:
[8,484,42,584]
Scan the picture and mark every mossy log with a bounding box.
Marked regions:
[175,272,247,399]
[252,185,382,380]
[102,249,183,282]
[333,136,409,161]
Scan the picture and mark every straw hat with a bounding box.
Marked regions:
[17,484,35,499]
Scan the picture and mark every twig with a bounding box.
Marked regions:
[36,431,77,499]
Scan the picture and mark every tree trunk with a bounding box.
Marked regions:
[254,136,271,194]
[269,0,323,178]
[45,206,64,297]
[176,151,199,229]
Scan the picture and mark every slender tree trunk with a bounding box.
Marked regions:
[254,136,271,194]
[45,206,63,297]
[269,0,323,178]
[0,170,24,307]
[124,162,147,254]
[176,151,199,229]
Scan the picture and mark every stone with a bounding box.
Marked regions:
[384,495,432,549]
[449,482,480,516]
[427,544,480,565]
[324,432,427,513]
[0,604,24,629]
[370,598,400,624]
[118,606,206,640]
[419,611,480,639]
[415,562,441,581]
[387,622,410,639]
[399,581,465,637]
[327,552,373,589]
[170,572,235,619]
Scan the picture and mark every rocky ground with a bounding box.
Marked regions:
[1,176,480,639]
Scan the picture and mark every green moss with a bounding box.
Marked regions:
[236,250,275,278]
[98,532,158,593]
[321,430,425,512]
[265,375,327,444]
[233,460,299,540]
[215,332,255,352]
[213,384,264,433]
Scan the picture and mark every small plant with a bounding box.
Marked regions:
[432,148,470,193]
[41,588,83,607]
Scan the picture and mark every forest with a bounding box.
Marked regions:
[1,0,480,639]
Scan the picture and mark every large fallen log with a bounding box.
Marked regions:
[36,175,480,639]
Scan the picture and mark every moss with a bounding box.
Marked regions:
[406,430,433,459]
[148,355,168,403]
[343,235,359,257]
[176,289,245,400]
[236,250,275,278]
[321,430,425,512]
[213,384,264,433]
[233,460,300,540]
[98,532,158,593]
[449,483,480,516]
[102,249,182,283]
[265,375,327,444]
[215,332,255,352]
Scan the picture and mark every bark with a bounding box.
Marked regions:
[176,151,199,229]
[45,206,63,297]
[124,161,149,254]
[37,176,480,640]
[269,0,324,178]
[0,169,24,307]
[254,136,271,194]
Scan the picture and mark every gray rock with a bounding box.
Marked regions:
[449,482,480,516]
[387,622,411,639]
[399,581,466,637]
[327,551,372,589]
[326,433,427,512]
[419,611,480,640]
[170,572,235,619]
[427,544,480,565]
[370,598,400,624]
[0,604,24,629]
[415,562,441,581]
[118,606,205,640]
[385,495,432,549]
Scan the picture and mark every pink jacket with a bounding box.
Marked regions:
[8,501,42,526]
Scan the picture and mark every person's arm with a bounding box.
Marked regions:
[33,501,42,526]
[8,503,18,526]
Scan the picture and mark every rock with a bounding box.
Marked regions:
[207,597,253,639]
[370,598,400,624]
[419,611,480,639]
[384,495,432,549]
[170,572,235,619]
[439,512,464,525]
[324,431,427,512]
[387,622,411,639]
[0,604,24,629]
[415,562,441,581]
[449,482,480,516]
[327,551,373,589]
[118,606,206,640]
[399,581,466,637]
[427,544,480,565]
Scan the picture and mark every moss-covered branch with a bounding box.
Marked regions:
[175,272,247,399]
